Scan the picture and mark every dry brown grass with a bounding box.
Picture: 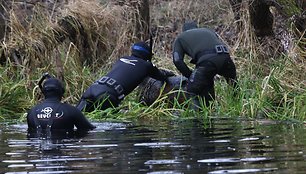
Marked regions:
[2,0,142,71]
[0,0,304,114]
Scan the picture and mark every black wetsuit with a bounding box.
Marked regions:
[77,55,168,112]
[173,27,237,106]
[27,96,95,132]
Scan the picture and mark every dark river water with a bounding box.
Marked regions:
[0,117,306,174]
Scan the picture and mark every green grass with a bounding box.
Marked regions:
[0,57,304,123]
[0,66,32,120]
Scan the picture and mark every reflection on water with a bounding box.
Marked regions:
[1,118,306,174]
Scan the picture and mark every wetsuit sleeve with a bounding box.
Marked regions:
[149,64,168,82]
[172,38,192,78]
[74,109,96,130]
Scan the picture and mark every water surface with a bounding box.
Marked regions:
[1,117,306,174]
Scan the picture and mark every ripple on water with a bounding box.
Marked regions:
[144,160,181,165]
[5,171,75,174]
[197,157,273,163]
[208,168,278,173]
[147,171,184,174]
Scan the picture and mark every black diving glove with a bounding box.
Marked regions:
[161,69,176,77]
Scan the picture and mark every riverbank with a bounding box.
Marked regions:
[0,0,305,122]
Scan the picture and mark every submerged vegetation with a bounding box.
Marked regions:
[0,0,305,122]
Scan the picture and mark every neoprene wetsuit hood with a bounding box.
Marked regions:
[182,21,198,31]
[131,42,153,61]
[42,78,65,99]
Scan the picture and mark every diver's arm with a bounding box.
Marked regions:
[149,65,168,82]
[173,52,192,78]
[172,39,192,78]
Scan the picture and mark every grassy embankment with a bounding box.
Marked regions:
[0,0,305,123]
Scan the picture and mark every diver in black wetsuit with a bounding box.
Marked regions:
[172,21,238,108]
[27,73,96,133]
[76,42,173,112]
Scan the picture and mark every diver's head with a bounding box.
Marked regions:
[131,42,153,61]
[38,73,65,99]
[182,21,198,31]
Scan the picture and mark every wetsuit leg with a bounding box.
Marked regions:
[95,92,120,110]
[187,62,217,108]
[76,86,97,112]
[76,84,120,112]
[76,99,88,111]
[218,56,238,96]
[77,93,120,112]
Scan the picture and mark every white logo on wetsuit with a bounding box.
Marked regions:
[55,111,64,118]
[120,58,138,66]
[37,107,53,119]
[36,107,64,119]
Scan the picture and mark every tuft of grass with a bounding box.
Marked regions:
[0,66,33,119]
